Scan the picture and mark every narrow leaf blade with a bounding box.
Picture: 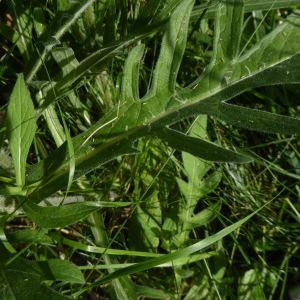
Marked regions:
[7,74,36,187]
[151,0,195,95]
[157,128,252,163]
[213,0,244,62]
[96,208,259,285]
[219,102,300,135]
[122,44,145,102]
[191,0,300,20]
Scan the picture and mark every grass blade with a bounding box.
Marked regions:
[95,208,260,285]
[26,0,96,82]
[60,109,75,196]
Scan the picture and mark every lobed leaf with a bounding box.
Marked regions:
[213,0,244,63]
[150,0,194,96]
[183,201,221,231]
[182,116,211,181]
[131,205,160,251]
[40,22,165,110]
[26,1,300,204]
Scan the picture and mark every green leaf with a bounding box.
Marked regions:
[6,229,51,244]
[26,1,300,204]
[131,205,160,251]
[9,5,33,62]
[177,172,221,208]
[52,47,79,76]
[189,115,208,139]
[26,0,96,82]
[40,259,85,284]
[180,12,300,132]
[79,252,216,270]
[175,172,221,247]
[238,269,266,300]
[1,271,58,300]
[0,218,16,254]
[0,261,71,300]
[182,150,211,185]
[173,114,223,248]
[158,0,187,20]
[150,0,194,96]
[3,252,83,286]
[157,127,252,163]
[135,0,163,25]
[95,208,260,285]
[183,202,221,230]
[7,74,36,187]
[219,102,300,135]
[129,190,162,251]
[60,110,75,195]
[41,22,164,109]
[23,202,104,228]
[27,140,137,203]
[32,7,46,36]
[182,116,211,181]
[213,0,244,63]
[51,233,164,258]
[122,44,145,102]
[134,284,169,299]
[42,105,65,147]
[191,0,300,20]
[176,178,203,205]
[242,0,300,11]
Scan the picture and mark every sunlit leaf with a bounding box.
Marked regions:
[7,74,36,187]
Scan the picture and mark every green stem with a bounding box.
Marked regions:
[26,0,96,82]
[89,211,138,300]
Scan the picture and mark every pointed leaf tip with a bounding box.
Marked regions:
[7,73,37,187]
[156,127,253,163]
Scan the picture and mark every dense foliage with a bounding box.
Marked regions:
[0,0,300,299]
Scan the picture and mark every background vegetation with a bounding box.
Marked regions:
[0,0,300,299]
